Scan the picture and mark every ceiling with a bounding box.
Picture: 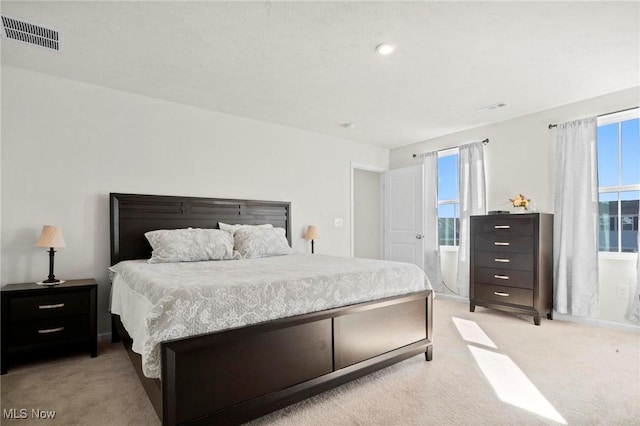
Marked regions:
[1,1,638,148]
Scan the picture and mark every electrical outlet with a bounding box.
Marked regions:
[334,218,343,227]
[616,285,629,298]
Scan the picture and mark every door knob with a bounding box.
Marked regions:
[416,235,423,239]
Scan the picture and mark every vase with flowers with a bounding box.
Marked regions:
[510,194,530,213]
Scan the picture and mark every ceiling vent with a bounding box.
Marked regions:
[476,102,507,112]
[1,15,61,52]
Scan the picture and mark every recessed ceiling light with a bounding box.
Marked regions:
[376,43,396,55]
[341,123,355,129]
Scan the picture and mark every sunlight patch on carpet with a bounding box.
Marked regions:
[452,317,497,348]
[468,346,567,424]
[452,317,566,424]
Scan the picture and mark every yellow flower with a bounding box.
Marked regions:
[510,194,531,209]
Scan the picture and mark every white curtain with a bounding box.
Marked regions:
[420,152,443,291]
[629,201,640,322]
[456,142,487,297]
[553,117,599,317]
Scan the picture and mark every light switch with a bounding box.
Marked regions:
[334,218,343,227]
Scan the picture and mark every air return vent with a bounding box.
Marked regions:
[476,101,507,112]
[1,15,61,52]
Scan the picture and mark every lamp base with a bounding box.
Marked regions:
[36,280,65,286]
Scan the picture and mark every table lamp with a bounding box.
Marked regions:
[36,225,66,285]
[304,225,319,254]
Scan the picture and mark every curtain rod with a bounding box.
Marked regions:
[412,138,488,158]
[548,106,639,129]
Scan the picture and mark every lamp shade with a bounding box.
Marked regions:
[36,225,66,248]
[305,225,319,240]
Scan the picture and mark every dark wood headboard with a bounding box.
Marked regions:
[109,193,292,265]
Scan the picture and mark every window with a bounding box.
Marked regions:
[438,149,459,246]
[597,109,639,253]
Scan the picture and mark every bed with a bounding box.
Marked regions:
[109,192,433,425]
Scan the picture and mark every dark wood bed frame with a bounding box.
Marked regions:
[109,193,433,425]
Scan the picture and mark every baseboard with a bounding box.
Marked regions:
[434,292,468,302]
[435,291,640,333]
[552,312,640,333]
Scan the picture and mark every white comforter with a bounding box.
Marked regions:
[110,254,431,378]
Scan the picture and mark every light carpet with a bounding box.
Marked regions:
[1,298,638,425]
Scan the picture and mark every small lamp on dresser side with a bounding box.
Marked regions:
[36,225,66,285]
[305,225,319,254]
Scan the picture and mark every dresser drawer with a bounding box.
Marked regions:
[474,234,534,253]
[8,315,90,347]
[10,291,89,322]
[474,218,534,235]
[473,251,534,271]
[474,267,534,289]
[473,284,533,307]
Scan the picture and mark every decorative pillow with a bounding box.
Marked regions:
[233,227,293,259]
[218,222,273,233]
[145,228,235,263]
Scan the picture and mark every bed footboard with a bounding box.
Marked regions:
[161,290,433,425]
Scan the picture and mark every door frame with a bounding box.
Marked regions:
[350,162,385,258]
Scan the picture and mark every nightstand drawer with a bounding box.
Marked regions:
[10,291,89,322]
[9,315,90,347]
[475,218,534,235]
[474,234,534,253]
[474,284,533,307]
[474,267,534,289]
[474,251,534,271]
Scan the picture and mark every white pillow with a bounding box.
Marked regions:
[145,228,235,263]
[233,227,293,259]
[218,222,273,234]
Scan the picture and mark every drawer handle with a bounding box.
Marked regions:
[494,274,510,280]
[39,303,65,310]
[38,327,64,334]
[494,258,510,263]
[494,291,510,297]
[494,225,510,229]
[494,242,510,246]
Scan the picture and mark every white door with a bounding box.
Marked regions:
[383,165,424,269]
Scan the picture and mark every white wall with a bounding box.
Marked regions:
[1,65,388,335]
[353,169,382,259]
[390,87,640,326]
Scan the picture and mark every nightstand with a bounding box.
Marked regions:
[1,278,97,374]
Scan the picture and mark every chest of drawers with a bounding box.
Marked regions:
[470,213,553,325]
[1,278,97,374]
